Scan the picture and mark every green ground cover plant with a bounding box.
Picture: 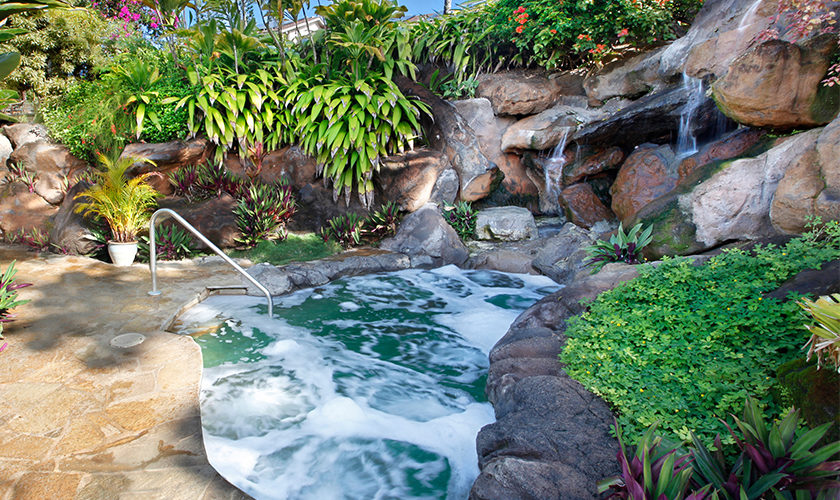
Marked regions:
[442,201,476,240]
[562,218,840,446]
[231,232,341,266]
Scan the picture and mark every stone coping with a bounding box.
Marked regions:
[0,247,250,500]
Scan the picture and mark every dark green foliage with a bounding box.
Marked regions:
[585,222,654,273]
[562,220,840,445]
[168,165,200,200]
[776,358,840,444]
[234,182,296,248]
[195,161,242,199]
[321,213,363,248]
[362,201,401,241]
[690,397,840,499]
[442,201,476,241]
[137,224,198,262]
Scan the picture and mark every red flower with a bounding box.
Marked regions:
[515,25,524,34]
[550,29,557,34]
[110,124,117,135]
[577,33,592,41]
[514,6,526,14]
[617,28,629,37]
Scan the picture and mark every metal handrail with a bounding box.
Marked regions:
[147,208,274,317]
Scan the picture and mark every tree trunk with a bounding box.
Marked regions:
[443,0,452,14]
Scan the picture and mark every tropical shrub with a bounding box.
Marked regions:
[598,422,709,500]
[800,293,840,372]
[690,397,840,499]
[0,5,112,98]
[0,261,31,339]
[561,219,840,445]
[290,72,428,206]
[321,213,363,248]
[74,154,161,242]
[138,224,197,261]
[234,181,296,247]
[168,165,200,200]
[584,222,654,273]
[442,201,476,240]
[362,201,401,242]
[3,161,37,192]
[602,398,840,500]
[195,161,242,199]
[4,227,50,252]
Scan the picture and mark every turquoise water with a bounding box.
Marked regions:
[175,265,558,500]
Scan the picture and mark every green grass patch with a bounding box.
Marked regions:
[561,219,840,446]
[230,233,341,266]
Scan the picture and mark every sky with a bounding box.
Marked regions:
[398,0,446,16]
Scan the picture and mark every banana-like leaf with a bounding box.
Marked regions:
[0,52,21,80]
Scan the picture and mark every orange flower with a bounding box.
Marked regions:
[515,25,524,34]
[550,29,557,34]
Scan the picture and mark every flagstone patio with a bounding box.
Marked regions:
[0,247,251,499]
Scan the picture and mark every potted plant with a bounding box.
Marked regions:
[74,154,161,266]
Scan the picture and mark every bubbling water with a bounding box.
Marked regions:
[176,266,559,500]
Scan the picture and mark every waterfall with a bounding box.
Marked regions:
[676,72,704,158]
[737,0,763,29]
[543,127,571,213]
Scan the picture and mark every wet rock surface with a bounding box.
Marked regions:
[471,263,640,499]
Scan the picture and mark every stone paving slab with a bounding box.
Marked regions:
[0,247,251,499]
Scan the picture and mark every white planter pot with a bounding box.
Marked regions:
[108,241,138,267]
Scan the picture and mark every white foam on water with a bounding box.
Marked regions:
[183,268,559,499]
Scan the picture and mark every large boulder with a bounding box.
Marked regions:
[471,263,641,500]
[9,141,87,205]
[121,138,214,172]
[772,116,840,232]
[689,130,819,246]
[224,146,318,188]
[500,104,605,152]
[0,133,11,169]
[711,36,840,129]
[474,206,538,242]
[453,98,538,196]
[48,182,99,255]
[559,183,615,229]
[573,82,719,150]
[159,194,239,248]
[530,223,599,285]
[2,123,49,148]
[676,127,766,182]
[635,128,821,257]
[0,182,58,237]
[562,146,625,186]
[683,0,777,78]
[377,148,452,213]
[395,76,500,202]
[610,144,678,223]
[476,71,585,116]
[380,203,469,267]
[583,48,671,105]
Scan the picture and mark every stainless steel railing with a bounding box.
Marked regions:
[147,208,274,317]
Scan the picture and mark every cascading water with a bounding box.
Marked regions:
[175,267,559,500]
[541,127,572,214]
[676,72,705,158]
[737,0,764,29]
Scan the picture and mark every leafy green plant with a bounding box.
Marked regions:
[195,161,242,199]
[4,227,50,252]
[138,224,197,261]
[362,201,401,242]
[442,201,476,241]
[74,154,162,242]
[599,421,711,500]
[234,181,296,247]
[441,77,479,100]
[562,219,840,446]
[4,161,36,192]
[690,397,840,499]
[585,222,653,273]
[109,59,163,139]
[290,71,429,207]
[321,213,363,248]
[168,165,200,200]
[800,293,840,373]
[0,260,31,339]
